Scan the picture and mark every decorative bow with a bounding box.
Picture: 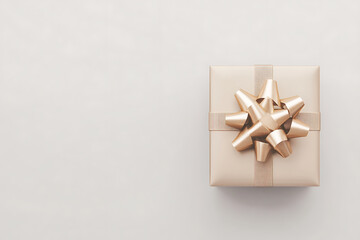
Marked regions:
[225,79,309,162]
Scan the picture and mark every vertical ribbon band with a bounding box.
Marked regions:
[254,65,273,186]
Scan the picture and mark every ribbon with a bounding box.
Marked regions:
[225,77,309,163]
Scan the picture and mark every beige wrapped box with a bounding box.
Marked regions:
[209,66,320,186]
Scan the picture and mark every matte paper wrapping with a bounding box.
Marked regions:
[209,65,320,186]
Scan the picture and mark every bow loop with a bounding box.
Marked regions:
[283,118,309,138]
[258,79,281,106]
[281,96,304,117]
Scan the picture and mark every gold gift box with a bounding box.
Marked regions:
[209,66,320,186]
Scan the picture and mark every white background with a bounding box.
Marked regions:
[0,0,359,239]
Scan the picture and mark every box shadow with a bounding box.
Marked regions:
[216,187,311,209]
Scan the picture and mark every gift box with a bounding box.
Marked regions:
[209,65,320,186]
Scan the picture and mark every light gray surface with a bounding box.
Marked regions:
[0,0,359,239]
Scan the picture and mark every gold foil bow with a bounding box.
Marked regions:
[225,79,309,162]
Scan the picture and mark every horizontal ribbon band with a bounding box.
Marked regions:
[209,112,320,131]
